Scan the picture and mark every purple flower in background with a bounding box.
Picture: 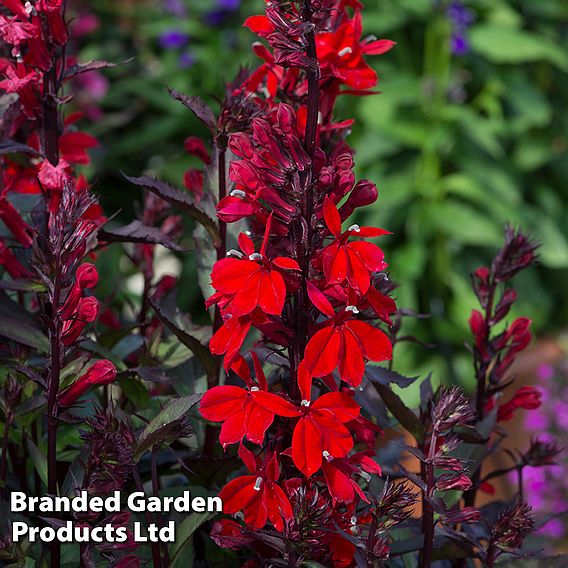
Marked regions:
[447,1,474,56]
[179,50,195,69]
[159,29,189,50]
[164,0,187,19]
[218,0,240,9]
[205,0,241,27]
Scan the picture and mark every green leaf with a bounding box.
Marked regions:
[170,511,214,566]
[26,437,48,487]
[371,382,425,442]
[149,297,215,375]
[135,394,201,460]
[470,25,568,70]
[0,292,49,352]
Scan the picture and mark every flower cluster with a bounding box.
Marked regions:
[197,1,398,563]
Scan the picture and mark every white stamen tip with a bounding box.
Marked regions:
[301,399,310,407]
[230,189,246,198]
[323,451,333,462]
[348,224,361,233]
[345,305,359,314]
[249,253,263,261]
[250,386,260,392]
[244,230,252,236]
[254,477,263,491]
[226,249,244,258]
[338,47,353,57]
[360,472,371,482]
[350,516,357,525]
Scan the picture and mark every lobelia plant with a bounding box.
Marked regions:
[0,0,565,567]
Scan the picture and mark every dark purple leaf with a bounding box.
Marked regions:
[366,366,418,388]
[99,220,187,252]
[0,140,41,156]
[63,58,133,79]
[168,88,217,134]
[123,173,220,246]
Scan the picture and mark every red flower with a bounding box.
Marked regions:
[497,386,542,421]
[276,370,360,477]
[321,451,382,503]
[320,197,389,294]
[37,158,70,190]
[301,284,392,387]
[58,360,117,406]
[60,263,99,319]
[184,136,211,165]
[316,11,395,90]
[210,219,299,317]
[219,445,293,531]
[200,353,299,448]
[61,295,99,345]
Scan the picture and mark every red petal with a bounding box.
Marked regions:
[307,281,335,317]
[250,391,301,417]
[338,326,365,386]
[238,442,258,474]
[243,15,274,36]
[312,392,360,423]
[303,326,341,377]
[318,418,354,457]
[258,269,286,315]
[273,256,301,271]
[359,455,382,475]
[297,361,312,403]
[251,351,268,390]
[219,475,257,513]
[217,196,254,223]
[363,39,396,55]
[323,196,342,237]
[245,404,275,445]
[346,247,371,293]
[345,320,392,362]
[231,270,262,315]
[322,462,354,503]
[211,258,258,294]
[351,227,390,237]
[238,232,255,256]
[264,482,293,531]
[292,416,323,477]
[348,241,385,272]
[200,386,247,421]
[219,409,247,447]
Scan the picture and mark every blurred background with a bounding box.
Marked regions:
[68,0,567,549]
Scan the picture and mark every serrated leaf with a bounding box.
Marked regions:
[135,394,201,460]
[369,380,425,441]
[366,366,418,388]
[0,292,49,352]
[62,58,133,79]
[168,88,217,133]
[149,297,215,375]
[123,173,220,246]
[99,220,187,252]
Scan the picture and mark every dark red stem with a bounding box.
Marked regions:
[420,428,437,568]
[289,0,320,402]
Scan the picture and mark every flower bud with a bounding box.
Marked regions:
[184,136,211,164]
[58,360,117,406]
[436,473,472,492]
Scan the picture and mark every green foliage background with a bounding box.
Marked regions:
[82,0,568,392]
